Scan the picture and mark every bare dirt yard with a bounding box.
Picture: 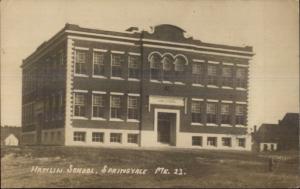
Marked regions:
[1,146,299,188]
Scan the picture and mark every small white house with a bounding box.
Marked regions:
[4,134,19,146]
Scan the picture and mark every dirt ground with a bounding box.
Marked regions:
[1,146,299,188]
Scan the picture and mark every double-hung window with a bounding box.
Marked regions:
[73,132,86,142]
[92,94,105,118]
[150,54,161,80]
[206,103,217,124]
[93,52,105,76]
[207,65,218,86]
[207,137,217,147]
[222,137,231,147]
[191,101,202,124]
[74,93,86,117]
[128,56,140,79]
[127,134,138,144]
[222,66,233,87]
[221,103,231,124]
[110,95,122,119]
[162,56,173,82]
[92,132,104,142]
[174,57,185,82]
[192,63,203,84]
[75,50,87,75]
[192,136,203,146]
[235,105,245,125]
[236,68,247,88]
[128,96,139,120]
[110,133,122,143]
[111,54,123,78]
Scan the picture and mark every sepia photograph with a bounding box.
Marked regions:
[1,0,299,188]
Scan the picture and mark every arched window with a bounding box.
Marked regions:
[149,53,161,80]
[174,56,186,82]
[161,55,173,81]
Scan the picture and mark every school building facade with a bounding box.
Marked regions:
[21,24,254,150]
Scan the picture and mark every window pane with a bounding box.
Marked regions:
[76,51,86,64]
[192,63,201,74]
[221,104,230,115]
[222,67,233,77]
[128,96,138,108]
[111,96,121,108]
[208,65,217,76]
[235,105,244,115]
[206,103,216,114]
[192,101,201,113]
[94,52,104,65]
[236,68,246,78]
[93,95,104,107]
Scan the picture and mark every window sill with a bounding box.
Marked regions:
[191,123,204,126]
[109,118,124,122]
[127,119,140,123]
[92,75,107,79]
[91,117,106,121]
[72,116,88,120]
[235,124,246,127]
[74,74,89,78]
[221,124,233,127]
[128,78,140,82]
[236,87,247,91]
[207,85,219,88]
[192,83,204,87]
[174,82,185,85]
[150,80,161,83]
[206,123,218,126]
[222,86,233,89]
[162,81,172,84]
[111,77,125,80]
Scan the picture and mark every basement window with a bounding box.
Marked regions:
[192,136,203,146]
[73,132,86,142]
[110,133,122,143]
[207,137,217,147]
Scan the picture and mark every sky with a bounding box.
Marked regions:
[1,0,299,129]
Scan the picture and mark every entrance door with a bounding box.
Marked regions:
[157,113,176,145]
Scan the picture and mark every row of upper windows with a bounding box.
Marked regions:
[73,92,246,126]
[74,49,248,88]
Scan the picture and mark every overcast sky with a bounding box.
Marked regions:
[1,0,299,129]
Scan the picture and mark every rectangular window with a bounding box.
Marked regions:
[110,95,122,119]
[192,136,203,146]
[236,68,247,88]
[57,131,61,141]
[192,63,203,84]
[127,134,138,144]
[207,137,217,147]
[222,66,233,87]
[162,58,173,81]
[93,94,105,118]
[221,104,231,124]
[206,103,217,124]
[93,52,105,76]
[191,101,202,123]
[222,137,231,147]
[110,133,122,143]
[73,132,86,142]
[238,138,246,147]
[111,54,123,77]
[75,50,87,75]
[235,105,245,125]
[128,96,139,120]
[207,65,218,85]
[150,61,161,80]
[92,132,104,142]
[128,56,140,79]
[74,93,86,117]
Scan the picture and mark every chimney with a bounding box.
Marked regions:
[254,125,257,133]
